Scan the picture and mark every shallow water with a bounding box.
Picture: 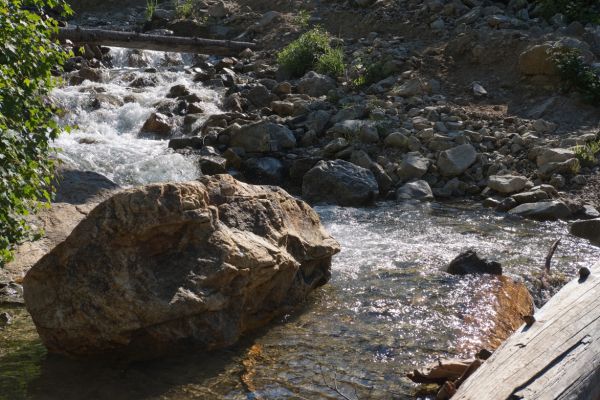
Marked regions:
[1,48,599,399]
[2,202,598,400]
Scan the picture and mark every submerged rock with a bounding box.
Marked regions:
[23,175,340,359]
[446,250,502,276]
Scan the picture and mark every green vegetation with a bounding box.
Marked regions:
[277,27,345,78]
[574,140,600,166]
[551,47,600,106]
[174,0,205,20]
[0,0,71,265]
[145,0,158,21]
[294,9,311,28]
[316,47,345,77]
[536,0,600,23]
[350,57,394,87]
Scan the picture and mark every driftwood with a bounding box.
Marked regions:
[453,262,600,399]
[56,27,256,56]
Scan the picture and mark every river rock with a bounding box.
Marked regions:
[302,160,378,206]
[446,250,502,275]
[297,71,336,97]
[396,180,434,201]
[569,219,600,244]
[511,190,550,204]
[508,200,572,221]
[242,157,285,185]
[536,148,576,167]
[199,155,228,175]
[141,113,172,136]
[437,144,477,177]
[384,131,409,148]
[229,121,296,153]
[487,175,532,194]
[397,152,430,181]
[23,175,340,358]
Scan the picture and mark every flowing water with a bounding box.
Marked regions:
[1,48,599,400]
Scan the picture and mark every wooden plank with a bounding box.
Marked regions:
[56,27,256,56]
[454,262,600,400]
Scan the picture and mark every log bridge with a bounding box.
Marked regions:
[56,26,256,56]
[454,262,600,399]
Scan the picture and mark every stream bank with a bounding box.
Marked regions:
[1,0,600,398]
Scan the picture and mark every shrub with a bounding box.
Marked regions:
[574,140,600,166]
[550,47,600,106]
[277,27,344,78]
[145,0,158,21]
[174,0,205,20]
[316,47,345,77]
[536,0,600,23]
[0,0,71,265]
[294,9,311,28]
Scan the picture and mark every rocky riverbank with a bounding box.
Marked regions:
[59,0,600,245]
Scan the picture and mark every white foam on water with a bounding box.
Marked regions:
[52,48,222,187]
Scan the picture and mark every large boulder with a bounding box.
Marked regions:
[302,160,379,206]
[570,219,600,244]
[23,175,340,358]
[518,44,557,76]
[437,144,477,177]
[229,121,296,153]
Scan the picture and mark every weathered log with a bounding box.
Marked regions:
[454,262,600,399]
[56,27,256,56]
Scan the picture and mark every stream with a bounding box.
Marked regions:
[1,48,599,400]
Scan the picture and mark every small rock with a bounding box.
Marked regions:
[230,121,296,153]
[298,71,336,97]
[384,131,409,148]
[508,200,572,221]
[537,148,576,167]
[472,83,487,97]
[396,180,434,202]
[0,312,11,328]
[199,155,228,175]
[242,157,285,185]
[167,84,190,99]
[437,144,477,177]
[488,175,532,195]
[141,113,172,136]
[511,190,549,204]
[270,101,295,117]
[397,152,430,181]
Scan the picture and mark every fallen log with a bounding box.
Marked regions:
[56,27,256,56]
[454,262,600,399]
